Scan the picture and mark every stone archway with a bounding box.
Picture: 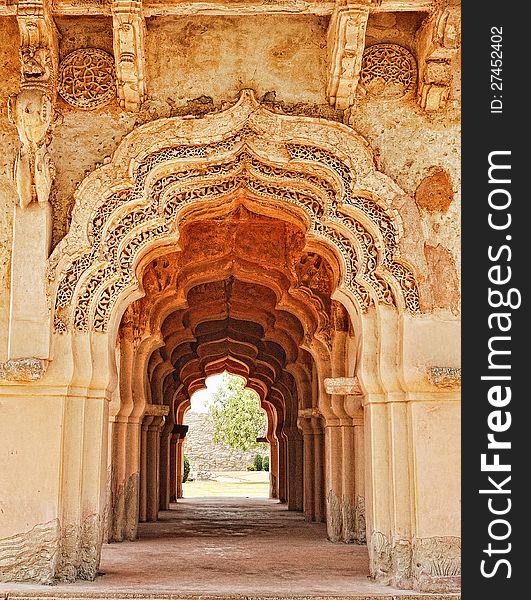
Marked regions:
[1,90,459,593]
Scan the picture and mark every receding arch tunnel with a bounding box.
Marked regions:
[108,200,361,546]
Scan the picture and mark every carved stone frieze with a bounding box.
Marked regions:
[412,536,461,592]
[324,376,362,395]
[16,0,58,95]
[144,403,170,417]
[0,519,59,584]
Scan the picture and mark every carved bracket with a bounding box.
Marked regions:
[416,6,460,111]
[327,2,371,109]
[112,0,147,112]
[10,0,59,208]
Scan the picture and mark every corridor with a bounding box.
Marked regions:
[0,498,453,598]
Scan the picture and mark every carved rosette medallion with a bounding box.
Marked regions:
[359,44,417,99]
[58,48,116,109]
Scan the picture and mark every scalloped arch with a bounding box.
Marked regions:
[48,89,420,334]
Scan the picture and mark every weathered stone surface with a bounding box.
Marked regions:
[412,536,461,592]
[427,367,461,389]
[423,243,460,314]
[324,377,362,395]
[0,520,59,584]
[415,167,454,213]
[0,358,47,382]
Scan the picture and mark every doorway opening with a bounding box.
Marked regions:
[183,372,270,499]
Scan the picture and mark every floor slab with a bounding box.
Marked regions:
[0,498,460,598]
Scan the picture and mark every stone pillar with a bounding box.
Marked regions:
[322,377,365,541]
[176,435,185,499]
[146,415,164,522]
[169,433,178,502]
[324,421,343,541]
[170,424,188,501]
[269,436,279,499]
[110,419,127,541]
[159,427,171,511]
[8,203,52,359]
[138,415,153,523]
[277,431,288,503]
[354,422,366,543]
[359,306,461,592]
[286,426,302,511]
[299,417,315,521]
[341,423,357,542]
[312,418,325,523]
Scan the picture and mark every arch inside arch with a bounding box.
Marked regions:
[47,89,420,340]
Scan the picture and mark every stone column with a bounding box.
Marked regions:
[299,416,315,521]
[312,418,325,523]
[8,203,52,360]
[277,432,288,503]
[286,426,301,511]
[138,415,154,523]
[170,424,188,501]
[324,420,343,541]
[354,422,366,543]
[159,426,171,511]
[269,436,279,499]
[169,433,178,502]
[146,414,165,522]
[341,422,357,542]
[8,0,59,360]
[110,418,127,541]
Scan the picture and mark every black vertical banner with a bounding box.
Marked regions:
[462,2,527,599]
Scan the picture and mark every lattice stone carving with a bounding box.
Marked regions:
[359,44,417,99]
[58,48,116,109]
[49,92,422,333]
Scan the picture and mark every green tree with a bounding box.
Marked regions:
[183,455,190,483]
[253,454,263,471]
[206,373,267,452]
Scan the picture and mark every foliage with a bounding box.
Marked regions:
[262,454,269,472]
[183,455,190,483]
[206,373,267,452]
[253,454,263,471]
[246,464,257,471]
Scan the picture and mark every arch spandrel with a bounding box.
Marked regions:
[47,89,421,336]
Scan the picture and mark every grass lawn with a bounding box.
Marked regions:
[182,470,270,497]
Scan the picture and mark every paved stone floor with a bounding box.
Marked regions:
[1,498,459,598]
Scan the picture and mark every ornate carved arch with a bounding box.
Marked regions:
[48,90,420,334]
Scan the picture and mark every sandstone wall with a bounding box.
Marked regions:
[184,412,268,474]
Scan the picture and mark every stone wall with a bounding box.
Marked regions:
[184,412,268,475]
